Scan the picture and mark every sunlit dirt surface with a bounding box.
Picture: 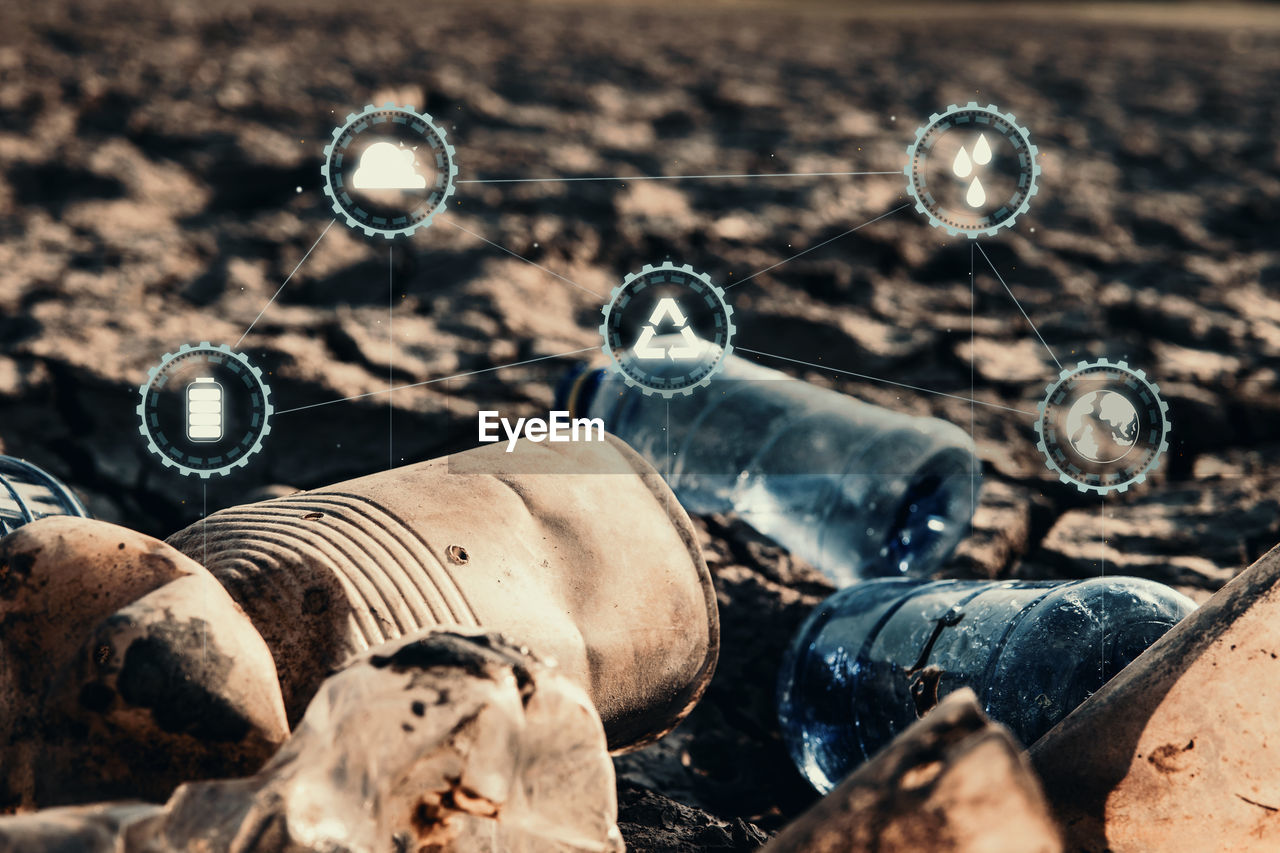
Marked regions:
[1,1,1278,845]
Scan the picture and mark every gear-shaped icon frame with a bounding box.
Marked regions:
[322,103,458,239]
[1034,358,1170,495]
[137,342,273,479]
[599,262,736,398]
[905,101,1040,238]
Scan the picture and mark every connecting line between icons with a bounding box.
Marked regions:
[201,480,207,664]
[235,218,337,349]
[974,241,1063,370]
[438,215,606,300]
[275,346,600,415]
[457,170,901,185]
[724,203,913,291]
[1100,496,1107,671]
[389,245,395,470]
[970,242,976,542]
[736,346,1039,417]
[665,400,672,517]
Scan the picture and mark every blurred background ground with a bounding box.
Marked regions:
[1,0,1279,847]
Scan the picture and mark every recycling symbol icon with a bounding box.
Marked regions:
[600,261,735,397]
[631,298,704,360]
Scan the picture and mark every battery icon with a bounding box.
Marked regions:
[186,377,223,443]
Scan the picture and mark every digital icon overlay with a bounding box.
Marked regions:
[905,102,1040,238]
[1035,359,1171,495]
[138,343,273,478]
[275,100,1171,505]
[185,377,224,442]
[322,103,458,239]
[632,298,704,361]
[600,262,735,397]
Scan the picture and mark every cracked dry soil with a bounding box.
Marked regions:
[1,0,1279,847]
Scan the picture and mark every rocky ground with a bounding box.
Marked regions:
[1,0,1279,847]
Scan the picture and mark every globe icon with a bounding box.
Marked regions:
[1064,390,1139,463]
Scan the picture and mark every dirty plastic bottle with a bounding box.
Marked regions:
[164,434,717,753]
[559,350,980,585]
[777,576,1197,792]
[0,455,89,536]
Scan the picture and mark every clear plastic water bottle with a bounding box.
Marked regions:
[777,576,1197,792]
[559,350,980,584]
[0,455,90,536]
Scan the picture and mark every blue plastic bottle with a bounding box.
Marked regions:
[776,576,1197,792]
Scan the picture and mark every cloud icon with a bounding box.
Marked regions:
[352,142,427,190]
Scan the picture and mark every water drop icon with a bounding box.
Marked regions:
[952,147,972,178]
[973,133,992,166]
[966,176,986,208]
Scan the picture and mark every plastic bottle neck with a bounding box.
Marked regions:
[556,364,609,424]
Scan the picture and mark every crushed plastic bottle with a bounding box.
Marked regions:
[0,455,89,536]
[0,632,626,852]
[777,576,1197,792]
[559,349,980,585]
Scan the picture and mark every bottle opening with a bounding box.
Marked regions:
[878,447,976,576]
[0,456,90,536]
